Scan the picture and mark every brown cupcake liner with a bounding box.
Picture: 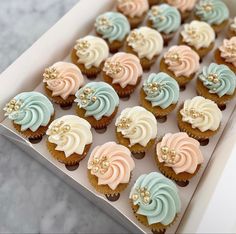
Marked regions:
[177,104,220,141]
[178,35,215,59]
[180,10,192,23]
[47,141,91,166]
[227,28,236,39]
[116,131,155,153]
[140,89,177,117]
[196,78,236,107]
[214,49,236,73]
[159,58,195,88]
[76,106,118,129]
[103,73,141,98]
[148,0,163,8]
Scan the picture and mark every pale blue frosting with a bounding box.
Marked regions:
[199,63,236,97]
[4,92,54,132]
[143,72,179,109]
[148,4,181,34]
[95,12,130,43]
[75,82,119,120]
[129,172,181,226]
[195,0,229,25]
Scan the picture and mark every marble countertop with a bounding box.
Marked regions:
[0,1,128,233]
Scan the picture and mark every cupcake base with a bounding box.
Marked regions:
[148,0,163,7]
[103,73,141,98]
[214,49,236,73]
[227,28,236,39]
[47,141,91,166]
[76,107,118,129]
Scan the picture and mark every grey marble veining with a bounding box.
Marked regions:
[0,1,128,233]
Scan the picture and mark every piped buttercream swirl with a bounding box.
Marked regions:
[166,0,197,13]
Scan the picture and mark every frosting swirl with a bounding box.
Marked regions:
[199,63,236,97]
[88,142,135,190]
[230,17,236,32]
[195,0,229,25]
[74,36,109,69]
[43,62,84,100]
[219,37,236,68]
[156,133,204,174]
[115,106,157,147]
[103,52,143,88]
[148,4,181,34]
[164,45,200,77]
[166,0,197,13]
[95,12,130,43]
[46,115,92,157]
[117,0,149,18]
[181,21,215,50]
[143,72,179,109]
[127,27,163,60]
[75,82,119,121]
[4,92,54,132]
[180,96,222,132]
[130,172,181,226]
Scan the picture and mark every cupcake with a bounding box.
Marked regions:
[75,82,119,129]
[116,0,149,29]
[43,62,84,109]
[46,115,92,166]
[156,132,204,184]
[148,0,163,7]
[140,72,179,121]
[103,52,143,97]
[179,20,215,59]
[194,0,229,34]
[3,92,54,142]
[125,27,163,70]
[177,96,222,143]
[95,12,130,53]
[129,172,181,233]
[196,63,236,108]
[147,4,181,45]
[71,35,109,78]
[87,142,135,201]
[227,17,236,38]
[115,106,157,157]
[160,45,200,89]
[165,0,197,22]
[215,37,236,73]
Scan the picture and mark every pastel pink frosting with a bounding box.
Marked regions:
[156,133,204,174]
[88,142,135,190]
[117,0,149,18]
[103,52,143,88]
[164,45,200,77]
[219,37,236,67]
[43,62,84,100]
[166,0,197,13]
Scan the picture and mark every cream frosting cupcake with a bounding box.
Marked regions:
[43,62,84,108]
[46,115,93,166]
[71,35,109,78]
[177,96,222,143]
[160,45,200,88]
[126,26,163,70]
[156,132,204,183]
[103,52,143,97]
[179,20,215,59]
[87,141,135,201]
[115,106,157,156]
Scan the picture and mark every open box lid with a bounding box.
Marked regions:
[0,0,236,232]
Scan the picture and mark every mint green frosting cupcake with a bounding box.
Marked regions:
[195,0,229,25]
[143,72,179,109]
[3,92,54,132]
[75,82,119,120]
[199,63,236,97]
[130,172,181,226]
[148,4,181,34]
[95,12,130,43]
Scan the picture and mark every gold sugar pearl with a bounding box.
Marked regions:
[132,194,139,201]
[161,146,169,155]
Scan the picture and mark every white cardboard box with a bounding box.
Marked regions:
[0,0,236,233]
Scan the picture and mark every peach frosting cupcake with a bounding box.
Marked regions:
[103,52,143,97]
[87,141,135,201]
